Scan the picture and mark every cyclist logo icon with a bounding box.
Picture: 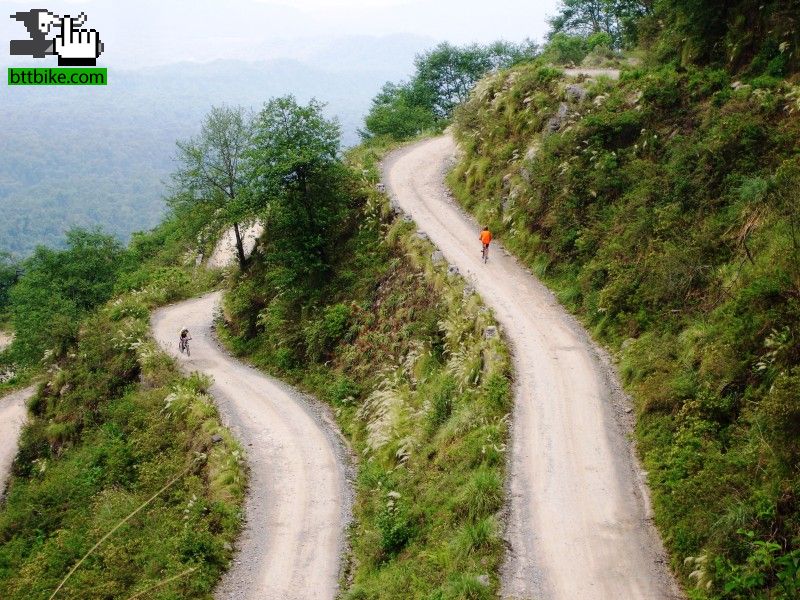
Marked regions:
[9,9,104,66]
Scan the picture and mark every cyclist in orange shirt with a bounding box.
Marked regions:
[479,226,492,263]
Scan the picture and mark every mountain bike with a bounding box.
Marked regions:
[179,337,191,357]
[481,243,490,264]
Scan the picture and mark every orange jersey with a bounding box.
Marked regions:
[480,230,492,245]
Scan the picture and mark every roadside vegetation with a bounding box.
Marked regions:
[447,2,800,597]
[213,100,512,597]
[0,194,246,598]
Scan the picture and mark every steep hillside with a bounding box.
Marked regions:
[646,0,800,74]
[219,143,513,598]
[449,63,800,598]
[0,215,246,599]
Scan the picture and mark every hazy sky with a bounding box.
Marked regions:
[2,0,561,68]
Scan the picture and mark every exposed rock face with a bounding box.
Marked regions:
[565,83,588,102]
[545,102,570,133]
[524,141,541,162]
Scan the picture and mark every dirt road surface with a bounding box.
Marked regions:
[0,386,35,499]
[151,293,351,600]
[564,67,621,79]
[383,136,681,600]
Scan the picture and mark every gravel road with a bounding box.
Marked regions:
[151,292,352,600]
[383,136,681,600]
[0,386,35,500]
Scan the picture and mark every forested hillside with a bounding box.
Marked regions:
[447,2,800,597]
[0,87,514,597]
[169,96,514,597]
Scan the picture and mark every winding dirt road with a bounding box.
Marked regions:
[0,386,35,500]
[383,136,681,600]
[151,292,351,600]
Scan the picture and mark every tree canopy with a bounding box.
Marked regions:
[173,105,254,268]
[0,254,18,325]
[361,40,538,141]
[247,96,350,297]
[8,229,128,362]
[548,0,651,49]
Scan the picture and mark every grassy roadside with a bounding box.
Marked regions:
[448,61,800,599]
[218,140,513,599]
[0,221,247,599]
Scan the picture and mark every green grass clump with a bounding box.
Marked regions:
[450,61,800,598]
[218,140,512,598]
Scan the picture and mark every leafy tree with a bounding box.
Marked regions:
[9,229,127,362]
[174,105,254,269]
[0,253,19,324]
[360,81,437,140]
[548,0,652,49]
[542,33,590,65]
[414,41,538,119]
[246,96,349,297]
[361,40,538,140]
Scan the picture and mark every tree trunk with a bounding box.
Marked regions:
[233,222,247,270]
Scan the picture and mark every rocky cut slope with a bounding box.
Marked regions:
[449,62,800,599]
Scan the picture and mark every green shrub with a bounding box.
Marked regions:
[758,368,800,462]
[427,375,457,432]
[377,500,415,554]
[440,573,492,600]
[543,33,588,65]
[304,303,352,360]
[455,516,499,557]
[587,32,614,52]
[453,468,503,522]
[327,374,360,405]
